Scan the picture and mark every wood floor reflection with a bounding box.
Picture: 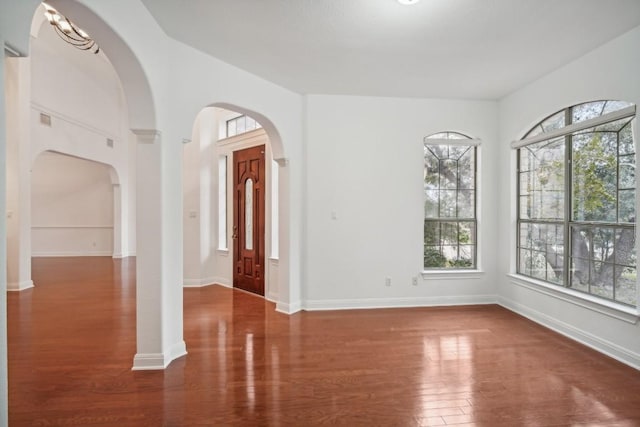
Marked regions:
[8,257,640,426]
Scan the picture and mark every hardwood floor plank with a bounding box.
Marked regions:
[7,257,640,426]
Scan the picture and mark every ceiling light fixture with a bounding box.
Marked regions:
[397,0,420,4]
[42,2,99,54]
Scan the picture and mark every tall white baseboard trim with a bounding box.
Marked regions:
[302,294,496,311]
[183,277,231,288]
[132,341,187,371]
[498,296,640,371]
[276,300,302,315]
[7,280,34,292]
[32,251,112,257]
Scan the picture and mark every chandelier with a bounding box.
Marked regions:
[43,3,99,54]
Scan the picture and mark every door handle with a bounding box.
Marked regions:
[232,226,238,239]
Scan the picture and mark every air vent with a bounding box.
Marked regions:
[106,138,114,148]
[39,113,51,127]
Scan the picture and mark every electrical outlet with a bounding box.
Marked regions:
[412,276,418,286]
[385,277,391,287]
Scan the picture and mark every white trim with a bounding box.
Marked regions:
[508,274,639,324]
[32,225,113,229]
[498,296,640,371]
[424,138,481,146]
[216,249,229,256]
[7,280,34,292]
[32,102,117,141]
[276,301,302,314]
[32,251,113,257]
[302,295,496,311]
[218,128,265,146]
[421,270,485,280]
[511,105,636,149]
[131,129,161,144]
[269,257,279,264]
[131,341,187,371]
[4,43,22,57]
[266,290,278,302]
[183,277,231,288]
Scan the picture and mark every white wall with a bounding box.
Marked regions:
[497,25,640,369]
[31,151,114,256]
[304,95,498,309]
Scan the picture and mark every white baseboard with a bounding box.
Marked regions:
[498,296,640,371]
[302,294,497,311]
[7,280,34,292]
[32,251,113,257]
[276,300,302,315]
[132,340,187,370]
[183,277,231,288]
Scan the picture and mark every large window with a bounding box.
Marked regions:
[515,100,637,307]
[424,132,478,269]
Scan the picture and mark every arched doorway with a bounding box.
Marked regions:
[183,106,282,300]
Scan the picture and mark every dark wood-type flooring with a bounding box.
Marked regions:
[8,257,640,426]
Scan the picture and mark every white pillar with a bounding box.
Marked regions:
[5,55,32,292]
[1,43,11,427]
[112,183,123,258]
[131,129,186,370]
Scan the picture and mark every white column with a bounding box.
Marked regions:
[1,43,11,427]
[131,129,186,370]
[5,55,32,292]
[112,183,123,258]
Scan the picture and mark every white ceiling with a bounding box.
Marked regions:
[141,0,640,100]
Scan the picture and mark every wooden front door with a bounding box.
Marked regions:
[233,145,266,296]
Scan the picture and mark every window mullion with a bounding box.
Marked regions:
[564,108,573,289]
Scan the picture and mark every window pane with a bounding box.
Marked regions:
[541,111,565,133]
[245,178,253,250]
[619,156,635,189]
[519,248,532,276]
[519,138,564,221]
[424,189,438,218]
[246,116,256,131]
[572,101,606,123]
[440,160,457,189]
[227,120,237,137]
[439,190,456,218]
[236,116,246,134]
[618,189,635,223]
[572,132,616,222]
[519,223,532,249]
[616,266,637,306]
[424,221,440,246]
[614,228,636,266]
[458,190,474,218]
[619,122,634,155]
[602,100,634,114]
[459,148,475,189]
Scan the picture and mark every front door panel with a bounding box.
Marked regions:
[233,145,265,295]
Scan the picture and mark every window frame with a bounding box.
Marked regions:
[514,102,637,307]
[423,133,481,272]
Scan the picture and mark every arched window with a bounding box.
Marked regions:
[514,100,637,306]
[424,132,479,269]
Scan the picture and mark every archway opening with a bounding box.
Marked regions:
[183,106,281,300]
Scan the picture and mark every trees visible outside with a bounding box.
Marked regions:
[518,101,636,306]
[424,135,476,269]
